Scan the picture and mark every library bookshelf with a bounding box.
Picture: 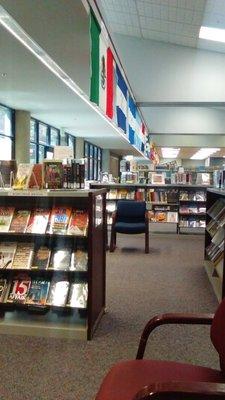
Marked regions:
[0,188,106,340]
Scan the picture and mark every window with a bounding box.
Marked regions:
[84,141,102,180]
[0,104,14,160]
[30,118,60,163]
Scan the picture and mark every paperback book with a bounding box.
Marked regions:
[31,246,51,270]
[0,278,8,302]
[48,207,72,234]
[48,247,72,270]
[12,163,33,190]
[67,282,88,308]
[0,207,15,232]
[7,273,31,303]
[71,248,88,271]
[47,278,70,306]
[11,242,34,269]
[9,210,31,233]
[26,209,50,234]
[26,278,50,305]
[0,242,17,269]
[67,210,88,236]
[42,160,63,189]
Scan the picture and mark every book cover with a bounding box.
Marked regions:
[67,282,88,308]
[31,246,51,270]
[26,208,50,234]
[11,242,34,269]
[9,210,31,233]
[71,248,88,271]
[0,278,8,302]
[28,164,43,189]
[26,279,50,305]
[0,207,15,232]
[47,279,70,306]
[7,273,31,303]
[67,210,88,236]
[43,160,63,189]
[0,242,17,269]
[167,212,178,223]
[0,160,17,186]
[13,163,33,190]
[48,247,72,270]
[48,207,72,234]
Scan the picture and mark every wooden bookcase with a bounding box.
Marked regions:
[90,183,209,234]
[204,188,225,302]
[0,188,106,340]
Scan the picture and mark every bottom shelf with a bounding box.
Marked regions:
[204,259,222,302]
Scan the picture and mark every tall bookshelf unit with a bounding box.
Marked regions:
[90,183,209,234]
[0,188,106,340]
[204,188,225,302]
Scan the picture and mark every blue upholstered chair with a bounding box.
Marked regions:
[110,200,149,253]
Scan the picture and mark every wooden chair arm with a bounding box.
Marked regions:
[136,313,214,359]
[133,381,225,399]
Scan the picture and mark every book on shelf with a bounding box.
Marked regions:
[26,209,50,234]
[0,278,9,302]
[67,210,88,236]
[0,207,15,232]
[9,210,31,233]
[0,242,17,269]
[107,189,117,200]
[167,212,178,223]
[42,160,63,189]
[106,202,116,213]
[135,188,145,201]
[0,160,17,187]
[12,163,33,190]
[208,200,225,219]
[31,246,51,270]
[7,273,31,303]
[28,163,43,189]
[195,191,206,202]
[71,248,88,271]
[47,278,70,307]
[155,211,167,222]
[48,247,72,270]
[67,282,88,308]
[11,242,34,269]
[48,207,72,234]
[26,278,50,305]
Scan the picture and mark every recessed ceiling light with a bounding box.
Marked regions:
[191,148,220,160]
[1,72,7,77]
[199,26,225,43]
[161,148,180,159]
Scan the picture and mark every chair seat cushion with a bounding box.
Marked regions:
[96,359,225,400]
[115,222,146,234]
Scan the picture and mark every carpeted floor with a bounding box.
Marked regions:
[0,234,219,400]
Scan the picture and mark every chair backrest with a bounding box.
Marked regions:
[116,200,146,223]
[211,296,225,373]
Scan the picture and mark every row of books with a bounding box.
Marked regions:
[179,191,206,202]
[148,211,178,223]
[206,241,224,265]
[0,242,88,271]
[0,274,88,308]
[208,199,225,220]
[0,207,88,236]
[107,189,146,201]
[179,206,206,214]
[179,218,206,228]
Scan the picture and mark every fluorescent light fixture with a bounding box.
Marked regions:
[191,148,220,160]
[0,5,147,160]
[199,26,225,43]
[161,148,180,159]
[125,155,134,161]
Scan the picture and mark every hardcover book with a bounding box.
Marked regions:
[42,160,63,189]
[48,207,72,234]
[9,210,31,233]
[0,278,8,302]
[47,279,70,306]
[67,282,88,308]
[31,246,51,270]
[26,278,50,305]
[11,242,34,269]
[71,248,88,271]
[67,210,88,236]
[7,273,31,303]
[26,209,50,234]
[48,247,72,270]
[13,163,33,190]
[0,207,15,232]
[0,242,17,269]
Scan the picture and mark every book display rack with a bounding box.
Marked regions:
[204,188,225,301]
[0,188,106,340]
[90,184,209,234]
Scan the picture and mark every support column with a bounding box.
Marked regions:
[15,110,30,163]
[102,149,110,173]
[75,137,84,159]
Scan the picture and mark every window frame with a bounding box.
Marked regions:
[30,118,60,163]
[0,103,15,160]
[84,140,102,181]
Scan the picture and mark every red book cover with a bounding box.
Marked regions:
[7,273,31,303]
[67,210,88,236]
[29,164,43,189]
[26,208,50,234]
[9,210,31,233]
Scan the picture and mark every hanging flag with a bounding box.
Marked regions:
[116,65,128,134]
[128,95,136,144]
[90,11,114,119]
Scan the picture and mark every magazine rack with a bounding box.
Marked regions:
[0,188,106,340]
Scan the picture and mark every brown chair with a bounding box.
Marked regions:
[110,200,149,254]
[95,298,225,399]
